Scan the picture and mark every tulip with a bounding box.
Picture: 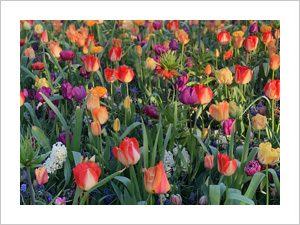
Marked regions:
[223,118,235,135]
[135,45,142,57]
[215,49,220,58]
[175,29,189,45]
[24,47,35,59]
[204,154,214,170]
[20,38,26,46]
[169,39,179,51]
[104,68,118,83]
[154,44,167,55]
[35,167,49,185]
[229,101,242,118]
[35,86,51,102]
[252,114,267,130]
[31,62,45,70]
[20,91,25,106]
[40,31,48,43]
[81,55,100,72]
[244,160,261,176]
[143,161,171,194]
[112,137,140,167]
[170,194,182,205]
[209,101,229,122]
[60,50,75,61]
[260,24,272,33]
[235,64,252,84]
[217,31,230,45]
[123,96,131,109]
[194,84,213,105]
[223,49,233,60]
[91,106,109,125]
[48,41,62,58]
[55,197,66,205]
[264,79,280,100]
[249,22,258,34]
[57,131,73,146]
[117,65,135,83]
[73,161,101,191]
[270,54,280,71]
[232,31,244,49]
[108,47,122,62]
[202,128,209,139]
[34,24,44,34]
[91,121,101,136]
[90,86,108,98]
[167,20,179,31]
[215,67,233,85]
[274,29,280,39]
[179,86,198,105]
[72,85,86,102]
[243,36,259,52]
[80,66,91,79]
[35,77,49,89]
[262,32,273,45]
[61,81,73,100]
[258,142,280,165]
[217,153,237,176]
[145,57,157,71]
[152,21,162,30]
[204,64,212,76]
[86,94,100,111]
[175,73,188,92]
[113,118,121,132]
[144,104,159,119]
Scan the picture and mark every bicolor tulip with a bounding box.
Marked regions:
[104,68,118,83]
[109,47,122,62]
[270,54,280,71]
[81,55,100,72]
[117,65,135,83]
[217,31,230,45]
[167,20,179,31]
[194,84,213,105]
[209,101,230,122]
[235,64,252,84]
[35,167,49,185]
[264,79,280,100]
[223,49,233,60]
[243,36,259,52]
[204,154,214,170]
[232,31,244,49]
[20,91,25,106]
[91,121,101,136]
[217,153,237,176]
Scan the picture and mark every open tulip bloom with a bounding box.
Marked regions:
[20,20,280,205]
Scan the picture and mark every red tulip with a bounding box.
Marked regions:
[217,153,237,176]
[223,49,233,60]
[217,31,230,45]
[104,68,118,83]
[108,47,122,62]
[270,54,280,71]
[235,64,252,84]
[117,65,135,83]
[31,62,45,70]
[81,55,100,72]
[143,161,171,194]
[264,79,280,101]
[112,137,140,167]
[20,91,25,106]
[262,32,273,45]
[243,36,259,52]
[40,31,48,43]
[35,167,49,185]
[73,161,101,191]
[193,84,213,105]
[167,20,179,31]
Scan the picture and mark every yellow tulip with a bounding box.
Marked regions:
[258,142,280,165]
[252,114,267,130]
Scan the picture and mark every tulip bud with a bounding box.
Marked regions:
[204,154,214,169]
[145,57,157,70]
[35,167,48,185]
[229,101,242,118]
[215,49,220,58]
[123,96,131,109]
[202,128,209,139]
[91,121,101,136]
[204,64,212,76]
[113,118,121,132]
[135,45,142,57]
[170,194,182,205]
[270,54,280,71]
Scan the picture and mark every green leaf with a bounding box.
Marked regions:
[244,172,265,199]
[151,123,162,166]
[263,62,270,77]
[241,124,251,163]
[225,193,254,205]
[141,120,149,168]
[24,103,42,128]
[229,122,236,158]
[72,151,82,165]
[31,126,51,152]
[111,181,124,204]
[64,159,72,185]
[209,185,221,205]
[20,65,36,80]
[71,107,84,152]
[268,168,280,195]
[120,122,141,140]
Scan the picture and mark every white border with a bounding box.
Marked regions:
[1,1,299,224]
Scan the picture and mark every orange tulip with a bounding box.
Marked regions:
[232,31,244,49]
[81,55,100,72]
[260,24,272,33]
[217,153,237,176]
[204,154,214,170]
[215,67,233,85]
[193,84,213,105]
[91,106,109,125]
[243,36,259,52]
[86,94,100,111]
[175,29,189,45]
[262,32,273,45]
[65,24,78,43]
[73,161,101,191]
[24,47,35,59]
[91,121,101,136]
[20,91,25,106]
[48,40,62,58]
[90,86,107,98]
[117,65,135,83]
[40,31,48,43]
[112,137,140,167]
[35,167,49,185]
[143,161,171,194]
[84,20,97,27]
[204,64,212,76]
[223,49,233,61]
[209,101,229,122]
[104,68,118,83]
[264,80,280,101]
[270,54,280,71]
[235,64,252,84]
[167,20,179,31]
[108,47,122,62]
[217,31,230,45]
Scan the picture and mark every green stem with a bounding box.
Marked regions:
[258,130,261,140]
[160,194,163,205]
[215,56,218,69]
[180,44,185,70]
[26,167,35,205]
[130,166,142,200]
[110,83,113,97]
[126,83,129,97]
[272,99,275,132]
[266,165,269,205]
[148,194,153,205]
[272,69,275,80]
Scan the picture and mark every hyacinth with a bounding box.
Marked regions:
[163,151,175,176]
[43,142,67,174]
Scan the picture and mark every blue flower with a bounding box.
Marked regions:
[20,183,27,193]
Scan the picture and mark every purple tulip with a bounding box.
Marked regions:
[61,81,73,100]
[48,109,56,120]
[249,22,258,34]
[60,50,75,61]
[175,73,188,92]
[57,131,73,145]
[169,39,179,51]
[244,160,261,176]
[152,21,162,30]
[35,86,52,102]
[153,55,161,63]
[179,86,198,105]
[223,118,235,135]
[51,72,57,82]
[144,104,159,119]
[72,85,86,102]
[79,66,91,79]
[139,40,148,47]
[185,57,193,68]
[28,89,36,100]
[154,44,167,55]
[183,27,189,34]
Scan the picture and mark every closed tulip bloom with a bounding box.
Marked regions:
[152,21,162,30]
[260,24,272,33]
[20,91,25,106]
[252,113,267,130]
[217,153,237,176]
[112,137,140,167]
[48,41,62,58]
[143,161,171,194]
[209,101,229,122]
[175,29,189,45]
[217,31,230,45]
[235,64,252,84]
[81,55,100,72]
[91,121,101,136]
[175,73,188,92]
[170,194,182,205]
[202,128,209,139]
[91,106,109,125]
[204,154,214,170]
[144,104,159,119]
[223,118,235,135]
[72,85,86,102]
[24,47,35,59]
[108,47,122,62]
[60,50,75,61]
[104,68,118,83]
[40,31,48,43]
[73,161,101,191]
[223,49,233,60]
[61,81,73,100]
[232,31,244,49]
[90,86,108,98]
[215,67,233,85]
[87,94,100,111]
[113,118,121,132]
[204,64,212,76]
[32,62,45,70]
[145,57,157,70]
[258,142,280,165]
[215,49,220,58]
[179,86,198,105]
[270,54,280,71]
[194,84,213,105]
[135,45,142,57]
[123,96,131,109]
[117,65,135,83]
[262,32,273,45]
[264,79,280,100]
[167,20,179,31]
[244,160,261,176]
[243,36,259,52]
[169,39,179,51]
[35,167,49,185]
[229,101,242,118]
[249,22,258,34]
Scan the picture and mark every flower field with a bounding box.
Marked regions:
[20,20,280,205]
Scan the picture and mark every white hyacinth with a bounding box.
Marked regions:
[163,151,175,176]
[43,142,67,174]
